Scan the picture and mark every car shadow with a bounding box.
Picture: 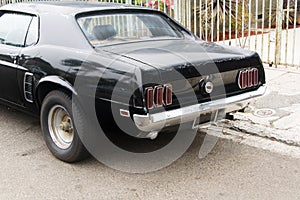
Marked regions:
[0,104,220,171]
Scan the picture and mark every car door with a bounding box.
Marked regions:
[0,12,34,104]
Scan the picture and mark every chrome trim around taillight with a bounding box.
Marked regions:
[238,68,259,89]
[145,84,173,109]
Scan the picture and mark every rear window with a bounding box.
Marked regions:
[77,12,183,46]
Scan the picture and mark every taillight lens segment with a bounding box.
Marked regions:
[145,84,172,109]
[164,84,172,106]
[154,85,163,107]
[145,87,154,109]
[253,68,258,86]
[238,68,259,89]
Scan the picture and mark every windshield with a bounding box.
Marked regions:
[77,13,182,46]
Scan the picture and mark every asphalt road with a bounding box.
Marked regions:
[0,104,300,200]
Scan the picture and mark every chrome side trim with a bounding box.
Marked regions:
[133,86,267,132]
[0,59,28,71]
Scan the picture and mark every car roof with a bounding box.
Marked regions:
[0,1,150,16]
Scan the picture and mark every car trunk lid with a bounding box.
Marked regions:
[99,39,265,110]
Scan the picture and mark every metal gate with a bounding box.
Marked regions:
[1,0,299,67]
[173,0,300,68]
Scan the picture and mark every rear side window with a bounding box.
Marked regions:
[25,17,39,46]
[0,13,34,47]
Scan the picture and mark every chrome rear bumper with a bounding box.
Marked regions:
[133,86,267,132]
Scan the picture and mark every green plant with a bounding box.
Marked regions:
[117,0,174,15]
[267,0,300,28]
[192,0,250,43]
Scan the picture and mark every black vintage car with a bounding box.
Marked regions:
[0,2,266,162]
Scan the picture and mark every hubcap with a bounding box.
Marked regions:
[48,105,74,149]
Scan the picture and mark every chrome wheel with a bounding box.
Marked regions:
[48,105,74,149]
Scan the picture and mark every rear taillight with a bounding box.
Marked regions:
[145,84,172,109]
[238,68,259,89]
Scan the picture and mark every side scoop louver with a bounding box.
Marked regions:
[24,73,34,103]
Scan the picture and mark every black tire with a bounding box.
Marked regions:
[40,90,89,163]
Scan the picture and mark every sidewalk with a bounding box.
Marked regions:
[225,64,300,148]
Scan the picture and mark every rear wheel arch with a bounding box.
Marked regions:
[36,76,76,106]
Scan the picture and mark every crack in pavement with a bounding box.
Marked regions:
[16,145,45,157]
[229,125,300,148]
[225,119,300,148]
[21,121,40,134]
